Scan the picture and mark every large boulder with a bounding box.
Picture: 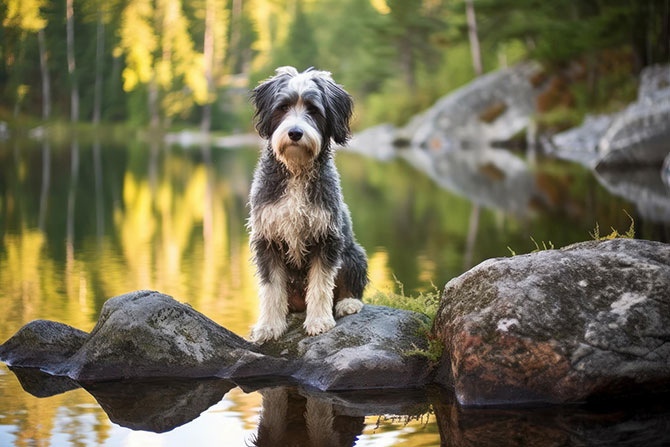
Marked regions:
[433,239,670,406]
[0,290,431,391]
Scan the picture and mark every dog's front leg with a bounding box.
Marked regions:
[251,240,289,343]
[304,251,340,336]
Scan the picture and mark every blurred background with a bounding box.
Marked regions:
[0,0,668,131]
[1,0,670,445]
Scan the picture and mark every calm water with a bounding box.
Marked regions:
[0,136,668,446]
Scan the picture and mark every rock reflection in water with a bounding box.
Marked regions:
[401,146,541,217]
[595,166,670,223]
[7,367,670,446]
[434,395,670,447]
[10,367,235,433]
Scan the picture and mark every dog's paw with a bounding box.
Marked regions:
[250,321,287,344]
[335,298,364,318]
[303,315,336,336]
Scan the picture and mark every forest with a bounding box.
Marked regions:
[1,0,669,133]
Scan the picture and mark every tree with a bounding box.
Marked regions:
[2,0,50,119]
[66,0,79,121]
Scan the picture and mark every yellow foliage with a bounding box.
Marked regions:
[3,0,47,31]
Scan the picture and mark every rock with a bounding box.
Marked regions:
[433,239,670,406]
[0,290,432,392]
[346,63,542,161]
[409,63,541,151]
[547,64,670,169]
[346,123,398,161]
[258,305,432,390]
[545,114,613,166]
[0,290,284,381]
[0,320,89,369]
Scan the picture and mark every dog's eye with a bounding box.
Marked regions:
[280,104,290,112]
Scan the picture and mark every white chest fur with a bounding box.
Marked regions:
[252,177,332,266]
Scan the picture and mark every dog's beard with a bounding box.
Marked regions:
[271,121,322,174]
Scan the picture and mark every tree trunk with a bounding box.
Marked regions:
[230,0,242,72]
[38,29,51,120]
[465,0,483,77]
[93,10,105,125]
[66,0,79,122]
[201,0,215,134]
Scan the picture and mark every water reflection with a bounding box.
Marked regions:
[7,366,670,447]
[1,136,668,445]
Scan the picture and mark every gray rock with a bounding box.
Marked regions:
[0,290,432,392]
[546,64,670,169]
[409,63,541,150]
[433,239,670,406]
[259,305,432,390]
[0,320,89,369]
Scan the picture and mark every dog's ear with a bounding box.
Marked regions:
[251,67,297,138]
[314,74,353,145]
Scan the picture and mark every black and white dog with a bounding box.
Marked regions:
[248,66,368,343]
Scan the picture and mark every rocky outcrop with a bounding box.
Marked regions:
[547,64,670,168]
[0,290,431,391]
[348,63,542,159]
[433,239,670,406]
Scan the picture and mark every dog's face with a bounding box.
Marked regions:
[251,66,353,172]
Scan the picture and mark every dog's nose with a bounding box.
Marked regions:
[288,128,303,141]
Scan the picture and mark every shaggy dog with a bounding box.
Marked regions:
[248,66,368,343]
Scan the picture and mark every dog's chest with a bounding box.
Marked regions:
[254,178,331,265]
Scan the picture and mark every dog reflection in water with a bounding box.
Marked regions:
[250,387,364,447]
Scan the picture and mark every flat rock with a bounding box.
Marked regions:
[433,239,670,406]
[0,290,431,392]
[258,305,432,390]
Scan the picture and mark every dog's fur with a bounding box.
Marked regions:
[248,66,368,342]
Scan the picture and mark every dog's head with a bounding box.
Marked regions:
[251,66,353,173]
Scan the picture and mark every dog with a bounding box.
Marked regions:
[248,66,368,343]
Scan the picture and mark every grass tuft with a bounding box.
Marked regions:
[591,209,635,240]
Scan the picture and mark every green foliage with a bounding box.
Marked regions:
[364,277,441,320]
[0,0,667,129]
[404,317,444,366]
[364,278,444,367]
[591,210,635,240]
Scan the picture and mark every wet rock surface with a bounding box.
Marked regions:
[0,290,431,391]
[433,239,670,406]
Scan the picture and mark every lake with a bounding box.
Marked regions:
[1,135,668,446]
